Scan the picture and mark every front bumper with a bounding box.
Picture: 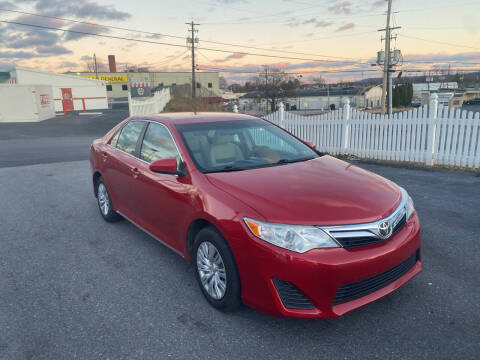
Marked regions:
[234,213,421,318]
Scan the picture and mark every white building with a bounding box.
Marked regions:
[8,66,108,113]
[239,87,362,115]
[356,85,383,109]
[412,82,458,97]
[0,84,55,122]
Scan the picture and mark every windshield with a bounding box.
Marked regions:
[176,119,318,173]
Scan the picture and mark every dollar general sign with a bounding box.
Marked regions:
[81,75,127,82]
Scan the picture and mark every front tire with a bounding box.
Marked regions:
[193,227,241,311]
[96,178,122,222]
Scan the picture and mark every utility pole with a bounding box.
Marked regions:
[378,0,400,116]
[186,21,199,99]
[93,53,98,80]
[381,0,392,115]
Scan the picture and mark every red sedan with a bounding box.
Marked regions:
[90,112,421,318]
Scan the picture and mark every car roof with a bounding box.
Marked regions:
[132,112,264,125]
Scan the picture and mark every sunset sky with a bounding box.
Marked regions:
[0,0,479,83]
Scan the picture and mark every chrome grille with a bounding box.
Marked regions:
[319,197,408,249]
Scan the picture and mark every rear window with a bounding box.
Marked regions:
[115,121,144,155]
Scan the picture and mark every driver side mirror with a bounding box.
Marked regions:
[149,158,187,177]
[304,141,316,151]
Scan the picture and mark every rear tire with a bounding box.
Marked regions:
[193,227,241,311]
[96,177,122,223]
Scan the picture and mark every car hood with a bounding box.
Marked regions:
[206,156,401,226]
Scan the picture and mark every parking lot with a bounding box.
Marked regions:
[0,111,479,359]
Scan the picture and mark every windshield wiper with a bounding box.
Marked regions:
[274,157,315,165]
[208,165,247,173]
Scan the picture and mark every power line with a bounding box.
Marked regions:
[255,31,377,46]
[0,8,367,62]
[0,8,186,40]
[199,65,479,75]
[0,19,370,63]
[155,50,189,66]
[402,34,480,51]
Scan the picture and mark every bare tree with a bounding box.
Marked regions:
[254,66,290,112]
[310,75,325,86]
[219,76,228,90]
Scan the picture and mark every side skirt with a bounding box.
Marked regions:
[116,210,185,259]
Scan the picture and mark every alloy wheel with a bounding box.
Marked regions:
[97,183,110,216]
[196,241,227,300]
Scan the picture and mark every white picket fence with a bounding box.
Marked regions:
[128,88,171,116]
[264,94,480,169]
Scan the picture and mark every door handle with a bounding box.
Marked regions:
[131,167,140,178]
[101,151,108,161]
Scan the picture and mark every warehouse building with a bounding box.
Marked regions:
[8,66,108,113]
[0,84,55,122]
[74,71,220,100]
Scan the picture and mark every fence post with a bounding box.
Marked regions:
[127,88,132,116]
[426,93,438,166]
[343,98,351,152]
[233,104,239,113]
[279,102,285,125]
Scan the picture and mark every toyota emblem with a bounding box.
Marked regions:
[378,221,392,239]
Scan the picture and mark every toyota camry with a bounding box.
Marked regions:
[90,112,421,318]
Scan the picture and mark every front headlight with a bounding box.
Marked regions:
[400,188,415,220]
[243,217,339,253]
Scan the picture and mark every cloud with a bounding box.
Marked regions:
[214,52,248,63]
[14,14,65,28]
[0,61,16,71]
[403,51,480,63]
[336,23,355,32]
[59,61,78,68]
[6,31,60,49]
[212,0,247,4]
[371,0,385,8]
[0,1,131,64]
[0,50,38,59]
[302,18,316,25]
[328,1,352,15]
[316,21,333,28]
[17,0,131,20]
[286,17,332,28]
[0,1,17,8]
[80,55,92,61]
[64,22,109,41]
[36,45,72,55]
[145,34,163,40]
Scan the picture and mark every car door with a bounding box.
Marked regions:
[132,121,193,252]
[104,120,146,218]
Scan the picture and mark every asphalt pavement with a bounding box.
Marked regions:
[0,109,128,168]
[0,158,479,359]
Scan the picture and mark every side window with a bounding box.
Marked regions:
[140,123,180,164]
[115,121,144,155]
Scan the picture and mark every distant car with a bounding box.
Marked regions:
[411,98,422,107]
[463,98,480,105]
[90,113,421,318]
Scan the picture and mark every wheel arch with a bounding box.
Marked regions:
[92,171,102,197]
[186,218,217,260]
